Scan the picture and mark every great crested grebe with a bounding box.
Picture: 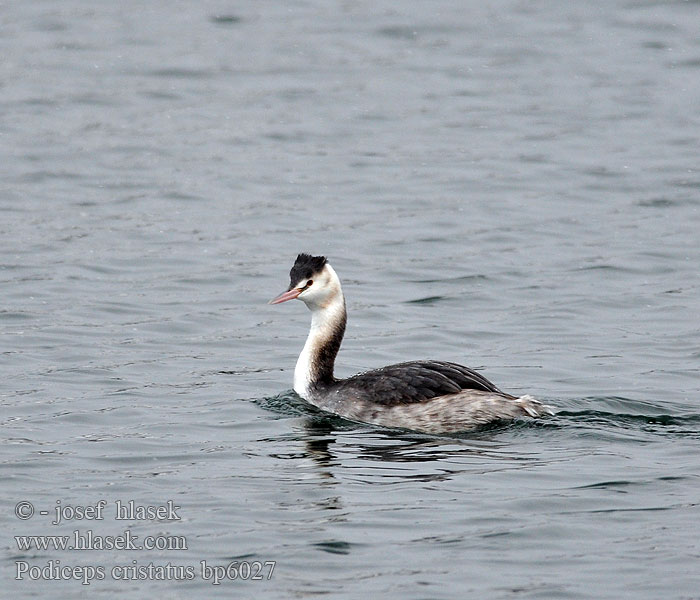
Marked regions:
[270,254,552,434]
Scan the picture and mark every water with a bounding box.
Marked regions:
[2,1,699,597]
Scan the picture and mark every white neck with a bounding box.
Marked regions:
[293,269,346,400]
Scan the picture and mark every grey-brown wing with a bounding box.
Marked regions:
[334,360,506,406]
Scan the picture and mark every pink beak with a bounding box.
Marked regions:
[268,287,302,304]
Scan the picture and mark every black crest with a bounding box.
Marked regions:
[289,253,327,286]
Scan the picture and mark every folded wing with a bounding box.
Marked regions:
[336,360,508,406]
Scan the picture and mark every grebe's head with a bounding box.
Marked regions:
[269,253,342,309]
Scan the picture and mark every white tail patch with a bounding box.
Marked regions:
[516,394,554,417]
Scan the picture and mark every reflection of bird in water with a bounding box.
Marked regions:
[270,254,552,434]
[290,416,534,484]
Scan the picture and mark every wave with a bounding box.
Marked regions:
[256,392,700,439]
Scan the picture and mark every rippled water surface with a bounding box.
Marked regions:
[2,1,700,598]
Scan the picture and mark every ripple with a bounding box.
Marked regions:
[376,26,419,40]
[405,295,446,304]
[312,540,357,555]
[147,68,215,79]
[209,14,242,25]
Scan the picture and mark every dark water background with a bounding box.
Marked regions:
[2,1,699,598]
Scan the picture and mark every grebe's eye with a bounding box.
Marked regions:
[306,280,313,287]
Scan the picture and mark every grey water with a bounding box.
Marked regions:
[2,1,700,598]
